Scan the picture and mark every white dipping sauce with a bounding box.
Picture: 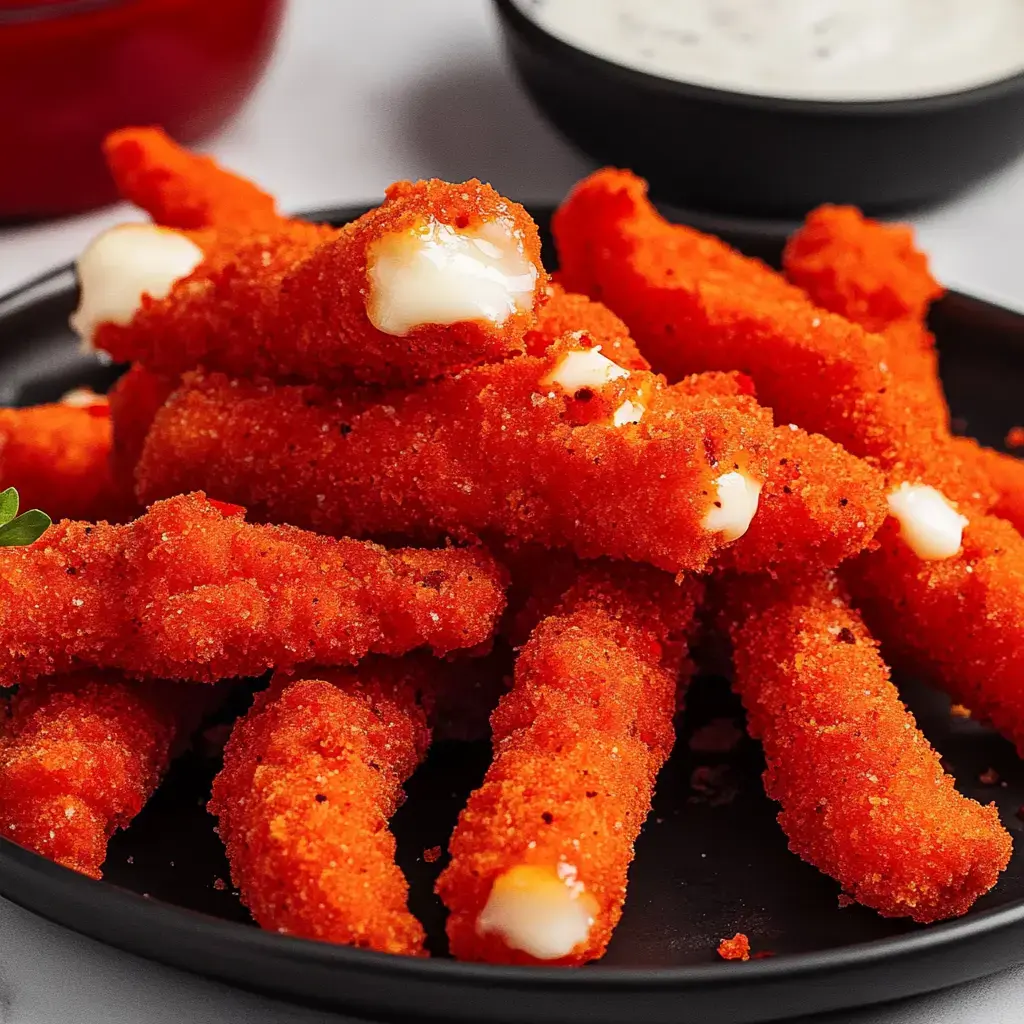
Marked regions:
[514,0,1024,101]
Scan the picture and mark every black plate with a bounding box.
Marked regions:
[1,206,1024,1024]
[493,0,1024,217]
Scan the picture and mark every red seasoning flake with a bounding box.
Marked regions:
[204,498,247,518]
[423,846,442,864]
[979,768,1001,786]
[717,933,751,962]
[1006,427,1024,449]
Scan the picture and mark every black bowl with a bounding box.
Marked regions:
[2,207,1024,1023]
[493,0,1024,216]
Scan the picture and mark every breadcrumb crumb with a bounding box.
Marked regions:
[717,934,750,961]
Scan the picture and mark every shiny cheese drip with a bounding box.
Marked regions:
[703,471,762,542]
[71,224,203,350]
[887,483,968,560]
[476,864,597,960]
[541,346,630,391]
[366,218,537,336]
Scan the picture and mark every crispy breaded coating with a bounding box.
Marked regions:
[783,206,944,333]
[438,564,700,965]
[666,373,888,575]
[92,179,545,387]
[783,207,1024,760]
[0,399,135,523]
[134,338,780,573]
[525,283,650,370]
[107,365,178,492]
[552,169,953,473]
[89,218,337,370]
[878,319,951,433]
[0,493,506,685]
[721,424,888,577]
[784,205,962,463]
[847,514,1024,756]
[951,437,1024,533]
[723,574,1011,923]
[717,934,751,961]
[210,659,436,955]
[104,126,281,231]
[0,671,205,878]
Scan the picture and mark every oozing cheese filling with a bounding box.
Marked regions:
[476,864,597,960]
[887,483,968,560]
[70,224,204,350]
[612,398,645,426]
[542,346,630,392]
[703,471,762,542]
[366,218,537,336]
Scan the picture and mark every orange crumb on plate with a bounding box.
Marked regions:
[717,933,751,962]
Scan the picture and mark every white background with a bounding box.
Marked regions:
[1,1,1023,1020]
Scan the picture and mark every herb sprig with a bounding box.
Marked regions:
[0,488,51,547]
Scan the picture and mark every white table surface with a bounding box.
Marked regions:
[1,2,1024,1021]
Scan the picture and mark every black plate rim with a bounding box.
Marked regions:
[494,0,1024,116]
[5,828,1024,993]
[3,204,1024,1021]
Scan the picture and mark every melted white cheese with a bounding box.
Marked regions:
[366,218,537,336]
[541,347,630,391]
[703,470,762,542]
[71,224,203,350]
[476,864,597,960]
[887,483,968,560]
[515,0,1024,102]
[612,398,645,426]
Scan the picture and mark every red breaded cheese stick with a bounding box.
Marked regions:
[723,574,1010,923]
[76,178,545,387]
[720,423,887,577]
[553,170,953,472]
[847,514,1024,756]
[0,493,506,686]
[784,205,953,438]
[781,210,1024,750]
[107,365,178,493]
[783,205,944,333]
[438,563,701,965]
[71,219,336,373]
[103,126,281,232]
[210,659,436,955]
[135,338,776,574]
[666,373,888,575]
[0,397,135,523]
[0,671,207,878]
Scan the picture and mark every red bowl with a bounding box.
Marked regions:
[0,0,287,219]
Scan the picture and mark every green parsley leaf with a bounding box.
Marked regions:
[0,487,19,527]
[0,509,52,548]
